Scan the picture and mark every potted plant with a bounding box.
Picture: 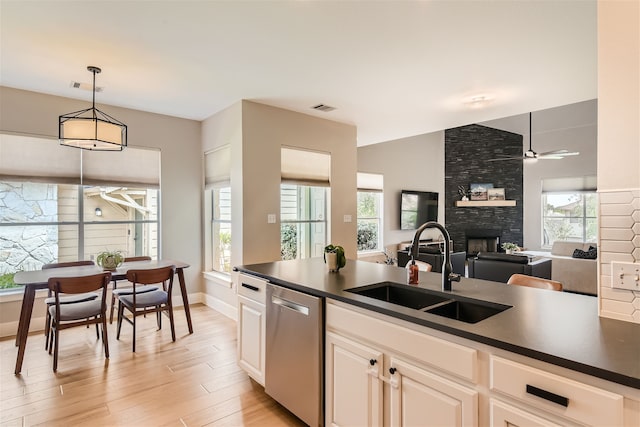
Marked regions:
[96,250,124,271]
[324,244,346,272]
[501,242,519,255]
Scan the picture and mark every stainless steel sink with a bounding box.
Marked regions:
[347,281,511,324]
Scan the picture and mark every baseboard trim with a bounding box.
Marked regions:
[202,293,237,321]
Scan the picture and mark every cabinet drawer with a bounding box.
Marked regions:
[327,301,477,383]
[490,356,623,426]
[237,273,268,304]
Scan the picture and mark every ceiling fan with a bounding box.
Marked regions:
[488,112,580,162]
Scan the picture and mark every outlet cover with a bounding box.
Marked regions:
[267,214,276,224]
[611,261,640,291]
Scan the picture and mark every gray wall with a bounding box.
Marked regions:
[358,131,445,254]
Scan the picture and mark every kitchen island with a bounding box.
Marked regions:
[237,258,640,426]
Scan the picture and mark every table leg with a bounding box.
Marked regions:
[15,286,36,375]
[176,268,193,334]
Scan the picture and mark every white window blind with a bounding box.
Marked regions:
[542,176,597,193]
[281,147,330,186]
[0,134,81,184]
[357,172,383,192]
[205,145,231,188]
[82,147,161,187]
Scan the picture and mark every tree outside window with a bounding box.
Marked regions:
[357,191,382,252]
[542,192,597,247]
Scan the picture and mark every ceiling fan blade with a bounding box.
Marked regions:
[487,156,524,162]
[538,150,580,158]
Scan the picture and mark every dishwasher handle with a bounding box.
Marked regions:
[271,295,310,316]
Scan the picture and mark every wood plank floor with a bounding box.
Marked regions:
[0,305,306,426]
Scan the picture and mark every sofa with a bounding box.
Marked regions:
[467,252,552,283]
[549,241,597,296]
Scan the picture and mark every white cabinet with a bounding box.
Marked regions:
[236,273,267,385]
[389,357,478,427]
[326,332,383,427]
[490,398,563,427]
[326,301,479,427]
[490,355,624,427]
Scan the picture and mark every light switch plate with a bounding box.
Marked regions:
[611,261,640,290]
[267,214,276,224]
[343,215,352,223]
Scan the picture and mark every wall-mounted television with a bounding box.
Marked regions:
[400,190,438,230]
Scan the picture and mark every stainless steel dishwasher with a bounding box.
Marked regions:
[265,283,323,427]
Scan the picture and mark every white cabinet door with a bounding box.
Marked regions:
[490,398,564,427]
[237,295,265,385]
[389,357,478,427]
[326,332,383,427]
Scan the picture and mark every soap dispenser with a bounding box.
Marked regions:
[407,259,419,285]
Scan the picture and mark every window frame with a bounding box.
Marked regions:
[541,190,598,249]
[357,190,383,253]
[280,183,328,260]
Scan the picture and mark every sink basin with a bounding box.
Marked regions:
[425,298,511,324]
[347,281,511,323]
[348,281,451,310]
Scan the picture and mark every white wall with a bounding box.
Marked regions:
[596,0,640,323]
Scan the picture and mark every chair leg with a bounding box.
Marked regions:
[132,312,136,352]
[168,306,176,342]
[48,320,55,355]
[109,293,116,324]
[44,310,51,350]
[52,327,59,372]
[95,317,99,339]
[102,316,110,359]
[116,303,124,340]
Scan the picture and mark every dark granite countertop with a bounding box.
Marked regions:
[237,258,640,390]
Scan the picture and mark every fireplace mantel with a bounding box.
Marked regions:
[455,200,516,207]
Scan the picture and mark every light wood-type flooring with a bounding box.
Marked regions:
[0,304,306,426]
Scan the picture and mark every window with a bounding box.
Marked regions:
[542,192,597,247]
[541,176,597,248]
[0,134,160,293]
[280,147,331,260]
[357,173,383,252]
[357,191,382,252]
[204,146,232,275]
[281,184,327,260]
[212,186,232,273]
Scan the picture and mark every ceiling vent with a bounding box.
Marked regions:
[311,104,336,112]
[70,81,103,92]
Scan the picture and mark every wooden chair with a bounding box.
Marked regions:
[42,260,97,348]
[47,272,111,372]
[405,260,433,272]
[109,256,157,323]
[507,273,563,292]
[116,265,176,352]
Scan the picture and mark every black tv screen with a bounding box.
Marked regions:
[400,190,438,230]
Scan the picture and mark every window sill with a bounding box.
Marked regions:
[0,288,48,303]
[203,271,232,288]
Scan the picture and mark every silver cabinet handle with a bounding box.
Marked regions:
[271,295,309,316]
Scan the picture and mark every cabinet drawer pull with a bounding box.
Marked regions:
[369,359,377,366]
[526,384,569,407]
[241,283,260,292]
[389,367,397,375]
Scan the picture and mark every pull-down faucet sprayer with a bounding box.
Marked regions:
[410,222,461,291]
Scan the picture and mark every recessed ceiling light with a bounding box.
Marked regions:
[463,94,493,108]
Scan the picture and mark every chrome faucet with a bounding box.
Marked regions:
[410,221,461,291]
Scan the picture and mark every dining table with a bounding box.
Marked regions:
[12,259,193,375]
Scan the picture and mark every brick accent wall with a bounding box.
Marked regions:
[444,124,523,254]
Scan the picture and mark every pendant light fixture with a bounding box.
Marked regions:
[59,66,127,151]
